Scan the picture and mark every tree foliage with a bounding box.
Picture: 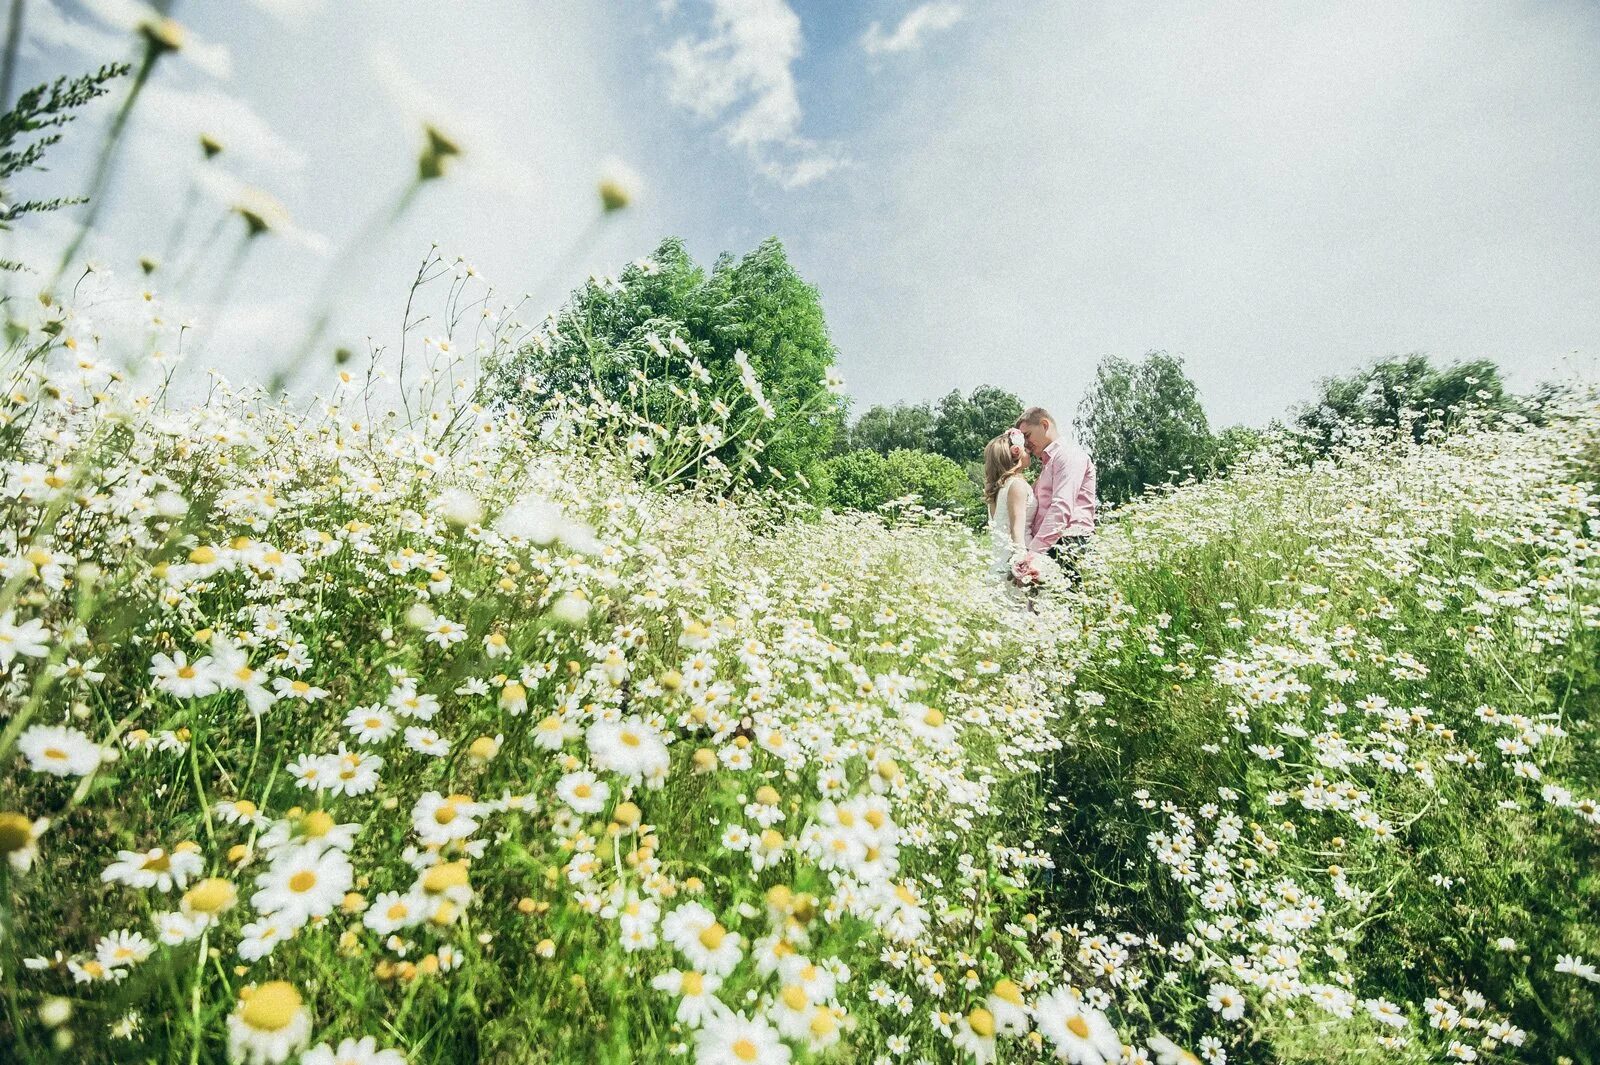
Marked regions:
[485,236,845,496]
[848,386,1024,465]
[931,385,1025,464]
[1210,423,1270,475]
[1293,353,1512,449]
[848,401,935,455]
[819,447,981,520]
[1075,351,1214,504]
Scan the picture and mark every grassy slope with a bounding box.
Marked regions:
[1043,409,1600,1063]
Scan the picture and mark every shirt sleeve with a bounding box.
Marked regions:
[1027,450,1090,552]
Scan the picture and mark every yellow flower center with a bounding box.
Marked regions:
[697,922,726,950]
[143,851,172,872]
[434,804,458,825]
[239,981,302,1032]
[422,862,469,894]
[781,985,808,1010]
[731,1039,759,1062]
[681,971,704,996]
[288,870,317,893]
[968,1008,996,1037]
[992,979,1024,1005]
[184,878,235,914]
[1067,1015,1091,1039]
[302,811,335,838]
[621,730,641,747]
[43,747,68,762]
[0,813,33,853]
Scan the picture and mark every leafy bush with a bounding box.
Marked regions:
[819,446,982,521]
[1293,353,1514,450]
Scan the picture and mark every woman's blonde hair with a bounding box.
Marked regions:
[984,430,1029,505]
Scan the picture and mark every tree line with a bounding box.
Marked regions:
[486,236,1560,523]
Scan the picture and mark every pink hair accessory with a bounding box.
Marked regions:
[1005,427,1026,456]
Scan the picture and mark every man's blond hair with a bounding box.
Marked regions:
[1016,406,1053,428]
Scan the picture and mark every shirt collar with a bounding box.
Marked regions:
[1043,438,1064,459]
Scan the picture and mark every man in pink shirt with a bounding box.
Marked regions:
[1015,406,1096,576]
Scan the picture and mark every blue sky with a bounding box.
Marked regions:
[10,0,1600,430]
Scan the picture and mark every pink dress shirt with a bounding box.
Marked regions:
[1027,439,1096,552]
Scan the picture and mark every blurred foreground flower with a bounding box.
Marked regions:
[0,812,48,872]
[598,159,641,213]
[139,18,186,56]
[418,125,462,181]
[233,188,290,239]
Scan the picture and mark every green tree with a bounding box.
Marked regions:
[1210,424,1269,475]
[820,447,981,521]
[485,236,845,496]
[0,62,130,272]
[1294,353,1512,449]
[849,402,936,455]
[819,449,892,510]
[1075,351,1214,503]
[930,385,1024,463]
[883,448,981,517]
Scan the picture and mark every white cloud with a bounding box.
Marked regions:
[661,0,844,186]
[240,0,326,27]
[22,0,126,61]
[139,84,307,175]
[760,149,846,189]
[861,2,964,56]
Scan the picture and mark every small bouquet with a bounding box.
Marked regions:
[1010,551,1043,586]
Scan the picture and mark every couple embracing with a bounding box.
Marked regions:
[983,407,1096,592]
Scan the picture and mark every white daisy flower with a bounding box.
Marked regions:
[18,724,103,777]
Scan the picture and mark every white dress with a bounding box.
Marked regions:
[988,475,1036,580]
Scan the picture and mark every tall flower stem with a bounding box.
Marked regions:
[0,0,26,111]
[51,29,173,290]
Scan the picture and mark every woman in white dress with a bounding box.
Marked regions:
[983,428,1036,587]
